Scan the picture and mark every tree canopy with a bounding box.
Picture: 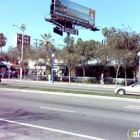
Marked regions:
[3,26,140,84]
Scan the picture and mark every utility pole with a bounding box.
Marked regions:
[33,38,40,81]
[33,38,40,47]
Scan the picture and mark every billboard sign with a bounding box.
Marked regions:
[14,33,31,47]
[51,0,95,28]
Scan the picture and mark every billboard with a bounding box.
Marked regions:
[14,33,31,47]
[51,0,95,28]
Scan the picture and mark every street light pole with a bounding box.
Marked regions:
[137,52,140,82]
[20,30,24,81]
[13,23,26,81]
[51,54,55,83]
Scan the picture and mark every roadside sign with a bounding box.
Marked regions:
[53,25,79,36]
[53,27,63,36]
[21,23,26,31]
[61,26,79,35]
[14,33,31,47]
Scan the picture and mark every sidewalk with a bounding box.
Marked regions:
[1,78,121,89]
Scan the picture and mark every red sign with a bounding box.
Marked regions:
[0,33,5,47]
[14,33,31,47]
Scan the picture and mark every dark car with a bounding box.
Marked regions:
[0,71,18,78]
[0,72,6,78]
[11,71,18,78]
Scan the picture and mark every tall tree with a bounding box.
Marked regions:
[75,39,97,82]
[95,43,111,82]
[6,46,20,63]
[63,36,75,46]
[60,36,77,83]
[102,27,140,85]
[39,33,56,64]
[60,44,78,83]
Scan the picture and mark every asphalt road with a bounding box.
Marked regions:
[0,89,140,140]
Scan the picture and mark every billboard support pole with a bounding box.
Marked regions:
[66,32,70,46]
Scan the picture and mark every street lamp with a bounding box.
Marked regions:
[137,52,140,82]
[51,53,55,83]
[12,23,26,81]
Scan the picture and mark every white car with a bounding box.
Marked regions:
[114,82,140,95]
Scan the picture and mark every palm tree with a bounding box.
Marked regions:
[63,36,75,46]
[40,33,55,52]
[0,33,7,53]
[39,33,56,65]
[40,33,54,47]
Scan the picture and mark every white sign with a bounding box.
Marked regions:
[21,23,26,31]
[61,26,78,35]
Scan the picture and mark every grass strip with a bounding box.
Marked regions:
[0,85,140,99]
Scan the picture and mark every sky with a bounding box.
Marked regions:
[0,0,140,52]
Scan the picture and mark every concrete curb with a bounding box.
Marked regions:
[1,79,120,89]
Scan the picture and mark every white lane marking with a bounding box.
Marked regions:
[123,105,140,110]
[0,118,106,140]
[40,107,75,113]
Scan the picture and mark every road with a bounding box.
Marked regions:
[0,89,140,140]
[1,78,115,94]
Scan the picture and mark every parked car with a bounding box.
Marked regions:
[114,82,140,95]
[0,72,6,78]
[11,71,18,78]
[0,71,18,78]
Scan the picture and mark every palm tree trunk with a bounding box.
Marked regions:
[115,65,120,85]
[124,67,127,86]
[82,66,86,83]
[68,67,71,83]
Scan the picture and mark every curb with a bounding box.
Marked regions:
[1,79,120,89]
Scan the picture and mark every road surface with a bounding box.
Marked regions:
[0,89,139,140]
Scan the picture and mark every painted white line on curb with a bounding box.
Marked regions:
[40,107,75,113]
[0,118,106,140]
[128,105,140,108]
[123,105,140,110]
